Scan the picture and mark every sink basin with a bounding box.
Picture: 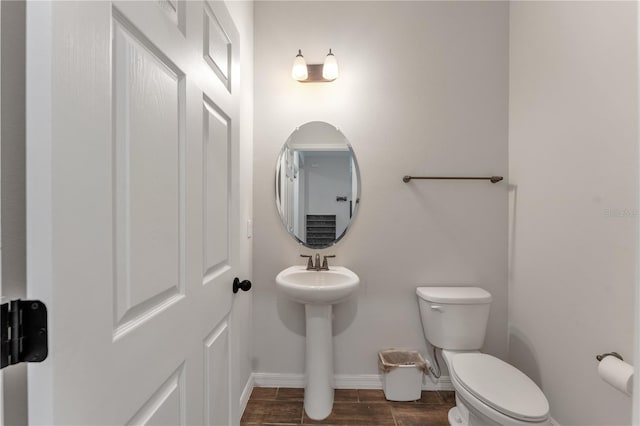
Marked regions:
[276,265,360,305]
[275,264,360,420]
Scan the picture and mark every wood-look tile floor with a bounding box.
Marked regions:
[240,387,456,426]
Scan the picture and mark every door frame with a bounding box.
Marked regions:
[0,0,28,424]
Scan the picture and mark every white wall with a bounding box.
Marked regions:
[225,0,254,422]
[508,2,637,425]
[253,1,508,380]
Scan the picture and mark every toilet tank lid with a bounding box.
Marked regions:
[416,287,492,304]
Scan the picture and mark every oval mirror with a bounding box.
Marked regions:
[275,121,361,249]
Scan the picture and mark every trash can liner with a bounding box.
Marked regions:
[378,349,429,374]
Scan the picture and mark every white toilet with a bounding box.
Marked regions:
[416,287,550,426]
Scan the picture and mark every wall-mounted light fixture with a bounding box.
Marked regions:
[291,49,308,81]
[291,49,339,83]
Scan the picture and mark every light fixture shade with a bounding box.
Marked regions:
[291,49,308,81]
[322,49,339,80]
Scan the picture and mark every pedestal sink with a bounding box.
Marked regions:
[276,265,360,420]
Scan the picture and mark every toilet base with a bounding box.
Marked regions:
[453,393,498,425]
[447,395,494,426]
[447,396,507,426]
[448,407,464,425]
[446,391,551,426]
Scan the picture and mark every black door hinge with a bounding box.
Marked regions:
[0,300,48,369]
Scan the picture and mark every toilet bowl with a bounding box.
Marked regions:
[442,350,550,426]
[417,287,550,426]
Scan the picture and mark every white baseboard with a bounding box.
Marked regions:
[252,372,454,391]
[549,416,561,426]
[253,372,304,388]
[335,374,382,389]
[422,374,454,391]
[239,373,255,416]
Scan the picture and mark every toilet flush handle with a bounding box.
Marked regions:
[430,305,443,312]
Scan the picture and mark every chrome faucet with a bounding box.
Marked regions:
[300,254,336,271]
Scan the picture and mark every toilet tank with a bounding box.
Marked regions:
[416,287,492,350]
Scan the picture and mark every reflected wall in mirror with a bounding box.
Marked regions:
[275,121,361,249]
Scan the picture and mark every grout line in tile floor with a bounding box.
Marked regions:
[389,403,398,426]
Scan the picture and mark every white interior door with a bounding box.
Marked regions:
[26,1,242,424]
[0,2,3,420]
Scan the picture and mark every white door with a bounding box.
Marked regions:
[26,1,243,424]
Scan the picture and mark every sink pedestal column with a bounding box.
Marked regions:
[304,304,334,420]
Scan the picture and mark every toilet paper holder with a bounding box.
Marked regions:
[596,352,624,362]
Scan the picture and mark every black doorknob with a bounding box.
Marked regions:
[233,277,252,293]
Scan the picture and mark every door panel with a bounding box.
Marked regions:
[156,0,186,35]
[113,12,186,336]
[203,96,231,278]
[26,1,241,424]
[204,321,230,426]
[203,2,231,89]
[126,365,185,426]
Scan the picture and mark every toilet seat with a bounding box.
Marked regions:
[450,353,549,422]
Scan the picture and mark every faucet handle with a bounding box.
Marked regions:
[300,254,314,270]
[321,255,336,270]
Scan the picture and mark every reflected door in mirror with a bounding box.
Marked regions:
[275,122,360,249]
